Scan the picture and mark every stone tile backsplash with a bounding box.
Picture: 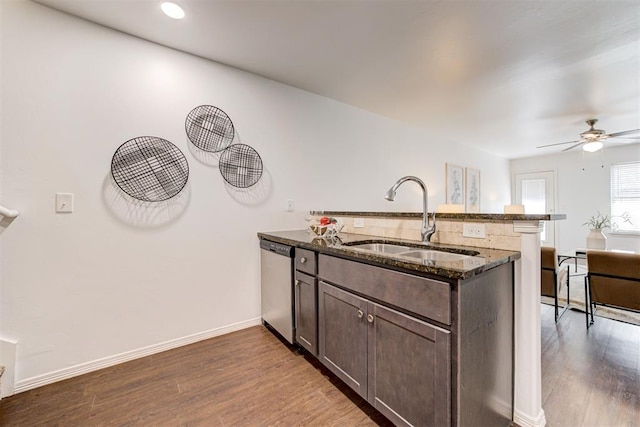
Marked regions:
[312,215,522,251]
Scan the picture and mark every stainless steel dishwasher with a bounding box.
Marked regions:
[260,239,294,344]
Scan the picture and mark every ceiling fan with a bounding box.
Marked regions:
[536,119,640,152]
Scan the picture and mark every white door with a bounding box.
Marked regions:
[513,171,556,247]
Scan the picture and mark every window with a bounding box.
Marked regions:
[521,178,548,241]
[514,170,555,246]
[610,161,640,234]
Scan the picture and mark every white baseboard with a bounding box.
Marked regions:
[1,339,18,398]
[514,408,547,427]
[13,317,262,395]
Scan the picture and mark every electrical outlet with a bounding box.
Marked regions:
[354,218,365,228]
[286,199,294,212]
[462,223,486,238]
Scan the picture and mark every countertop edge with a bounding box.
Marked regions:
[257,231,521,280]
[310,211,566,221]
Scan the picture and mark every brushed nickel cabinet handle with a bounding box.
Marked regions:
[300,257,307,264]
[367,314,374,323]
[295,280,300,286]
[357,310,364,319]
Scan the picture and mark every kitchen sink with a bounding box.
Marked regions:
[399,250,471,262]
[347,243,414,254]
[345,241,479,262]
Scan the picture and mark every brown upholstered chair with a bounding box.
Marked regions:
[585,250,640,329]
[541,246,570,322]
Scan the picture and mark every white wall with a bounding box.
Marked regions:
[510,144,640,253]
[0,0,510,390]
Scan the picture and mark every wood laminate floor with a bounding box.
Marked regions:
[0,325,392,427]
[541,305,640,427]
[1,307,638,426]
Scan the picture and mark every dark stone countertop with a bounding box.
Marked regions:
[310,211,566,221]
[257,230,521,280]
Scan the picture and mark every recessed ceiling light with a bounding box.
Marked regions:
[161,2,185,19]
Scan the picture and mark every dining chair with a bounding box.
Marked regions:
[585,250,640,329]
[541,246,570,322]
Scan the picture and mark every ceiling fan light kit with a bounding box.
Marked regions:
[536,118,640,153]
[583,141,604,152]
[580,119,606,140]
[160,2,185,19]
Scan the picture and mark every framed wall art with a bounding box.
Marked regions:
[465,167,480,213]
[445,163,465,205]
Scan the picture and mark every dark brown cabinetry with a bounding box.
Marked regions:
[319,281,451,427]
[294,271,317,355]
[295,248,316,275]
[294,248,318,356]
[318,282,369,396]
[317,253,513,427]
[368,300,451,427]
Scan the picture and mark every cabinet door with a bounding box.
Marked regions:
[294,271,317,356]
[368,303,451,427]
[318,281,369,399]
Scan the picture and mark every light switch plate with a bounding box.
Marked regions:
[56,193,74,213]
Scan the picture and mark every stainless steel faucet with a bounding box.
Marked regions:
[384,176,436,242]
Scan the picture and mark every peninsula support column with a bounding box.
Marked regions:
[513,221,546,427]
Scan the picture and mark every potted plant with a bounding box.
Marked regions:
[583,211,632,249]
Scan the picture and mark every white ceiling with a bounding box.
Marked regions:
[34,0,640,159]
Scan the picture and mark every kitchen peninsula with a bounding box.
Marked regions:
[259,229,518,426]
[259,211,565,427]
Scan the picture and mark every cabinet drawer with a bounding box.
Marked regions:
[318,254,451,325]
[295,248,317,275]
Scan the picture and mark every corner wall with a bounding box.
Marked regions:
[0,0,511,391]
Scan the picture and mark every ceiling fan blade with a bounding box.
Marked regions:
[536,139,583,148]
[562,141,586,152]
[608,129,640,137]
[610,135,640,140]
[611,138,640,143]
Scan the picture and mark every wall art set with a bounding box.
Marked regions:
[445,163,480,213]
[111,105,263,202]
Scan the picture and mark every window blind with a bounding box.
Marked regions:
[610,161,640,234]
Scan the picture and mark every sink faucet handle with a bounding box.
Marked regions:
[428,211,436,227]
[424,211,437,242]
